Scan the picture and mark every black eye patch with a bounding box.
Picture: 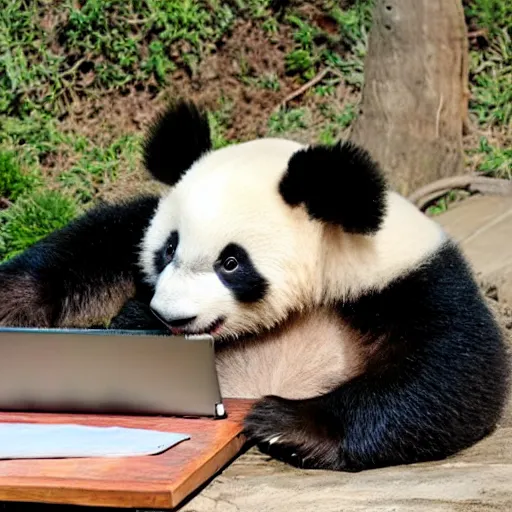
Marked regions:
[214,243,268,303]
[153,230,179,274]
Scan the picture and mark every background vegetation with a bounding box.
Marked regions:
[0,0,510,261]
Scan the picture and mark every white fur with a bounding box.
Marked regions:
[216,307,364,399]
[141,138,322,337]
[139,137,446,399]
[321,191,446,303]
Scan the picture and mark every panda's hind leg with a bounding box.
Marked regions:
[0,196,159,329]
[0,270,54,328]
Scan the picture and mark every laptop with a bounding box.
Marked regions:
[0,327,226,419]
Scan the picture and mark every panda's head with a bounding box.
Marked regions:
[139,100,434,340]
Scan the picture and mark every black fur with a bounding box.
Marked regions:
[143,100,212,187]
[279,141,387,235]
[0,197,159,329]
[108,299,163,330]
[215,243,269,303]
[244,241,510,471]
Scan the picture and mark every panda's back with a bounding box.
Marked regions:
[215,307,364,400]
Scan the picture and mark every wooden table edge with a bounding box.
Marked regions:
[171,432,247,509]
[0,435,248,509]
[0,482,171,509]
[0,400,254,509]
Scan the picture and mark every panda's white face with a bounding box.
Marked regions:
[140,138,325,340]
[139,104,446,341]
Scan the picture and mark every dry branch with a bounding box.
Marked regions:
[275,68,333,111]
[408,175,512,210]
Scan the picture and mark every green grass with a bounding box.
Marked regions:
[469,30,512,127]
[0,111,143,258]
[317,102,357,145]
[268,107,310,135]
[0,0,273,123]
[0,190,78,262]
[58,134,142,203]
[266,0,371,143]
[473,137,512,178]
[282,1,372,86]
[1,112,143,197]
[0,150,40,201]
[207,97,237,149]
[284,15,319,80]
[0,113,66,172]
[0,2,64,117]
[465,0,512,178]
[257,72,281,91]
[425,191,466,217]
[465,0,512,39]
[0,1,248,261]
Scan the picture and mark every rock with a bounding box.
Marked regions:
[435,195,512,306]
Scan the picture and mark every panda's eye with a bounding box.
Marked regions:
[165,243,176,262]
[162,231,179,265]
[222,257,239,272]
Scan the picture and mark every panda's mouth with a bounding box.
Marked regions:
[169,317,225,337]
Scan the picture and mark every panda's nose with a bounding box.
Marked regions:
[166,316,197,328]
[150,306,197,328]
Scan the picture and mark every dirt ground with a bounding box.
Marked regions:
[43,10,360,203]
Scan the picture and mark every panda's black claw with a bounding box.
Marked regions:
[243,395,299,444]
[257,440,305,468]
[243,395,342,470]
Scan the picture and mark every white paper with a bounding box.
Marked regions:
[0,423,190,459]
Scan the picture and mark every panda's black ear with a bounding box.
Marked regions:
[279,141,387,235]
[143,100,212,186]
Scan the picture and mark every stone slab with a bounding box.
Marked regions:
[434,195,512,305]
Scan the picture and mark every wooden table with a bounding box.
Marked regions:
[0,399,253,510]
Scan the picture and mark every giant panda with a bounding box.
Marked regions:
[0,100,509,472]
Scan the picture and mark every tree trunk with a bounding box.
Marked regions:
[349,0,469,196]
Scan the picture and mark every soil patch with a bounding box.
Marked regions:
[59,19,298,148]
[49,17,359,202]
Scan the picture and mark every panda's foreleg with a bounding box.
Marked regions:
[108,298,163,330]
[244,335,508,472]
[0,196,159,329]
[244,244,510,471]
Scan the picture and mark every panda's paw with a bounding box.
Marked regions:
[243,395,296,441]
[243,396,308,468]
[243,395,340,470]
